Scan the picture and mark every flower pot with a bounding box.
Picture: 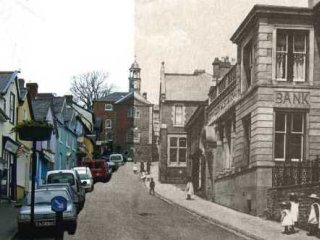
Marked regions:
[18,126,53,141]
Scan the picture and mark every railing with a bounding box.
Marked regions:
[209,64,237,103]
[272,159,320,187]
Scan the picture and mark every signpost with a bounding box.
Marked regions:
[51,196,67,240]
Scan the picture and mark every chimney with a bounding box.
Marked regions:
[65,95,73,105]
[309,0,320,8]
[212,57,221,81]
[142,92,147,100]
[18,78,25,89]
[26,83,38,99]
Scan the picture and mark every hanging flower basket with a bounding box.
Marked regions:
[12,120,53,141]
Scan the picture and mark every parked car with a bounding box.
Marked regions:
[106,161,116,173]
[37,183,81,213]
[73,167,94,192]
[82,159,110,183]
[46,170,86,210]
[109,154,125,167]
[17,188,77,235]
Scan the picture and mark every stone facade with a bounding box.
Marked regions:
[202,4,320,216]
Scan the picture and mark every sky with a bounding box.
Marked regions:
[0,0,134,95]
[136,0,308,103]
[0,0,309,103]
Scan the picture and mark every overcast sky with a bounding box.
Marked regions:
[0,0,134,95]
[0,0,309,103]
[136,0,308,103]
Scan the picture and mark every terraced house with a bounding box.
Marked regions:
[202,1,320,216]
[0,71,21,200]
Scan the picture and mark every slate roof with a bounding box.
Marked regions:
[114,92,152,105]
[52,97,65,114]
[65,107,75,122]
[164,72,212,102]
[0,71,19,95]
[95,92,128,102]
[31,99,51,121]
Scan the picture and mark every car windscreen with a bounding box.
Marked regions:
[24,190,70,205]
[79,173,89,180]
[47,173,75,186]
[110,155,122,161]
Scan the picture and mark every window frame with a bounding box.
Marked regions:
[167,134,187,167]
[272,25,314,84]
[105,103,113,111]
[274,111,305,162]
[105,119,112,129]
[9,92,15,124]
[173,104,184,126]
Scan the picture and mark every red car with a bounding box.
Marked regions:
[82,159,110,183]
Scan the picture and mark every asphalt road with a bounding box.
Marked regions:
[64,163,246,240]
[14,163,246,240]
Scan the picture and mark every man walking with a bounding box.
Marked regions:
[308,193,320,236]
[149,178,155,195]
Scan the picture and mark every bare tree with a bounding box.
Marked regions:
[70,71,114,110]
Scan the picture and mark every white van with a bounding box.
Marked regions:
[109,154,124,167]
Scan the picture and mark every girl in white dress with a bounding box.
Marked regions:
[289,193,299,233]
[280,202,293,234]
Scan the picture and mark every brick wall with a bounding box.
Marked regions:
[267,182,320,230]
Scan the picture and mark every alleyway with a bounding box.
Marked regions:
[64,163,246,240]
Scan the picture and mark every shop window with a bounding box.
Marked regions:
[276,30,308,82]
[274,112,304,161]
[243,115,251,165]
[105,104,113,111]
[243,40,254,91]
[174,105,184,126]
[168,135,187,166]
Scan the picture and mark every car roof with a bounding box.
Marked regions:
[110,154,122,156]
[47,170,76,174]
[38,183,71,188]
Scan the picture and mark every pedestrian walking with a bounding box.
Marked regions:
[140,161,145,173]
[149,178,155,195]
[141,171,146,182]
[146,161,151,174]
[280,201,293,234]
[185,177,194,200]
[289,192,299,233]
[307,193,320,236]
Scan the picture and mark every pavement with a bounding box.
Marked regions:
[143,162,318,240]
[0,200,18,240]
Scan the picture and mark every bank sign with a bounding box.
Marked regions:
[274,91,310,107]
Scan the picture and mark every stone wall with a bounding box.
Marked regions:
[267,182,320,230]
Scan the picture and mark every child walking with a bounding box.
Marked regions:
[280,201,293,234]
[289,192,299,233]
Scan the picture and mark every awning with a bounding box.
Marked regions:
[3,136,20,154]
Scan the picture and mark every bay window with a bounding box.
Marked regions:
[274,111,305,161]
[276,29,308,82]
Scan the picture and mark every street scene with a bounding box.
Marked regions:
[2,0,320,239]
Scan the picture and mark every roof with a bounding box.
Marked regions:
[0,71,19,95]
[52,97,65,114]
[164,72,212,101]
[130,60,140,70]
[231,4,312,44]
[31,99,51,121]
[114,92,152,105]
[65,108,75,122]
[95,92,128,102]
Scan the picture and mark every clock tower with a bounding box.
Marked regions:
[129,58,141,93]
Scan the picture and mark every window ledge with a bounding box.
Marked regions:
[168,164,187,168]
